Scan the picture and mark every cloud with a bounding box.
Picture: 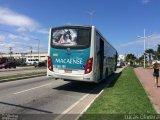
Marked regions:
[116,40,143,48]
[0,7,48,34]
[0,35,6,41]
[7,33,32,41]
[0,41,31,53]
[142,0,151,4]
[0,7,48,53]
[116,33,160,55]
[116,33,160,48]
[0,33,31,42]
[37,28,49,34]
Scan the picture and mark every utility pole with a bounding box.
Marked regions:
[30,47,32,58]
[9,47,13,57]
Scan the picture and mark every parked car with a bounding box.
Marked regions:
[0,62,16,69]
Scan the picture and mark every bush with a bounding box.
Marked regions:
[35,62,46,67]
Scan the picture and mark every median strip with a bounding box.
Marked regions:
[79,67,156,120]
[0,72,46,83]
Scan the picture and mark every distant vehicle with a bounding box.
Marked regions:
[26,58,38,65]
[117,62,121,68]
[117,61,125,68]
[0,62,16,69]
[47,25,118,83]
[120,62,125,66]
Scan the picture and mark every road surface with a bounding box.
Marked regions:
[0,67,124,120]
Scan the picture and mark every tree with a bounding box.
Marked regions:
[157,44,160,60]
[126,53,137,65]
[145,49,154,55]
[145,48,155,65]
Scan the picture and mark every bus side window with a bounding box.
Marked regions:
[96,32,100,55]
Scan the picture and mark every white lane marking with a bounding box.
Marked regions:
[13,83,52,95]
[54,87,98,120]
[55,68,125,120]
[54,94,89,120]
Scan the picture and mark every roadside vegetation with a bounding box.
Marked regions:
[125,44,160,66]
[79,67,156,120]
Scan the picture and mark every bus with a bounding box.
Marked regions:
[47,25,117,83]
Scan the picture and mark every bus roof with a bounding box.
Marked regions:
[50,25,94,29]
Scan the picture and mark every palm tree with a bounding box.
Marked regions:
[157,44,160,60]
[145,48,154,65]
[126,53,136,65]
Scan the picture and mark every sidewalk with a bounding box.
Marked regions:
[134,67,160,113]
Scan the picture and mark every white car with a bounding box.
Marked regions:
[117,62,121,68]
[26,58,38,65]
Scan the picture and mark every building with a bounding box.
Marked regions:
[118,55,125,62]
[0,52,48,63]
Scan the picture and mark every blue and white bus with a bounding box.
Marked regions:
[47,25,117,83]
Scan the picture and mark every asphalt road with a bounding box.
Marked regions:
[0,67,124,120]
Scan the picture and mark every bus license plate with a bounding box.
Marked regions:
[64,69,72,73]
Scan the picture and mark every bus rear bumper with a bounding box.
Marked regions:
[47,70,95,82]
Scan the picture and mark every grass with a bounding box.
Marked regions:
[0,72,46,81]
[79,67,156,120]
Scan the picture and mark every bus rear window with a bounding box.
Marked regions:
[51,27,91,49]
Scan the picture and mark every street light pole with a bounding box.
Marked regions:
[38,39,40,63]
[137,29,146,68]
[87,11,95,25]
[138,29,153,68]
[143,29,146,68]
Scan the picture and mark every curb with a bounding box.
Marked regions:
[0,73,46,83]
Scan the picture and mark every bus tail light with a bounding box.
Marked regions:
[48,56,53,71]
[84,58,93,74]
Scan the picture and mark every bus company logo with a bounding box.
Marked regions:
[55,57,83,64]
[66,48,71,55]
[66,51,71,55]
